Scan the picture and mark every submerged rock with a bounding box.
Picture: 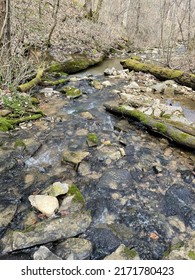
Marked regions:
[0,212,91,254]
[62,86,82,99]
[62,150,89,165]
[163,184,195,229]
[54,238,93,260]
[0,204,18,232]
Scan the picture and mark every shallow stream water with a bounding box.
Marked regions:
[0,57,194,260]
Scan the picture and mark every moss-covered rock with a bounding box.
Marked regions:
[87,133,99,147]
[47,53,104,74]
[61,86,82,99]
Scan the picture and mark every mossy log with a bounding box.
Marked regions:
[40,78,69,86]
[18,67,44,92]
[121,59,195,90]
[104,103,195,149]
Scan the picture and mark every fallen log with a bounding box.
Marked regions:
[104,103,195,149]
[18,67,44,92]
[120,59,195,90]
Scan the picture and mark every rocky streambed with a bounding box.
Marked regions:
[0,60,195,260]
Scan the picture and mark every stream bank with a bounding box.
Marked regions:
[0,57,194,260]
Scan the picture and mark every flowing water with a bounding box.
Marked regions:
[0,57,194,260]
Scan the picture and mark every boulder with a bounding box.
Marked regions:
[47,54,104,74]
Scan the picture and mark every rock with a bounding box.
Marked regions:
[33,246,62,260]
[59,185,85,213]
[151,82,167,93]
[98,146,124,162]
[78,162,91,176]
[128,81,140,89]
[114,119,132,132]
[87,133,99,147]
[24,174,35,187]
[61,86,82,99]
[86,226,121,259]
[104,67,116,76]
[91,80,103,90]
[0,110,11,117]
[39,87,59,97]
[153,108,162,117]
[28,195,59,217]
[164,236,195,260]
[163,184,195,229]
[54,238,93,260]
[80,112,94,120]
[0,204,17,230]
[62,150,89,165]
[49,182,69,197]
[0,212,91,254]
[104,244,139,260]
[102,81,112,87]
[47,53,104,74]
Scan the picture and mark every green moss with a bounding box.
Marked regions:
[163,241,184,258]
[155,122,167,134]
[14,139,26,148]
[123,247,137,259]
[41,78,69,86]
[120,106,148,124]
[67,185,85,207]
[122,59,183,80]
[188,251,195,260]
[0,117,13,131]
[62,86,82,99]
[87,133,98,144]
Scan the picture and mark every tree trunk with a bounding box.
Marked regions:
[0,0,6,42]
[121,58,195,90]
[104,103,195,149]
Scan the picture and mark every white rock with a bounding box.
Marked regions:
[128,81,140,89]
[102,80,112,87]
[49,182,69,197]
[153,108,162,117]
[28,195,59,217]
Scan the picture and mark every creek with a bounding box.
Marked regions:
[0,57,194,260]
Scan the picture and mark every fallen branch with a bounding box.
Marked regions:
[121,59,195,90]
[104,103,195,149]
[18,67,44,92]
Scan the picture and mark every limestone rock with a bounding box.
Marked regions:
[62,150,89,165]
[91,80,103,90]
[28,195,59,217]
[0,204,17,230]
[102,80,112,87]
[104,244,140,260]
[80,112,94,120]
[55,238,93,260]
[59,185,85,213]
[49,182,69,197]
[62,86,82,99]
[0,212,91,254]
[33,246,62,260]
